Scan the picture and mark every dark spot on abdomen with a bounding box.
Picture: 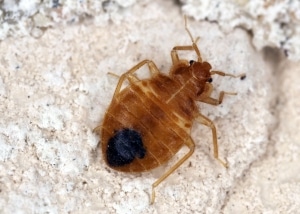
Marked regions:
[106,128,146,167]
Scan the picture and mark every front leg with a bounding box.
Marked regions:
[198,83,237,105]
[198,70,245,105]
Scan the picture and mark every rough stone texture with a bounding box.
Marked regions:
[1,0,299,59]
[0,0,298,213]
[224,61,300,214]
[182,0,300,61]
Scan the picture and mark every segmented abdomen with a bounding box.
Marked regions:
[101,77,193,172]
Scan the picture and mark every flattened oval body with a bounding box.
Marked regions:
[101,74,197,172]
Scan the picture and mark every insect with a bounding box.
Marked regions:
[94,16,245,204]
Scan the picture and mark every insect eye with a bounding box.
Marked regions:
[208,78,213,83]
[189,60,195,65]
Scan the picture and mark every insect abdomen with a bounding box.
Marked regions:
[101,83,191,172]
[106,128,146,167]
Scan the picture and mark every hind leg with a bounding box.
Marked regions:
[150,137,195,204]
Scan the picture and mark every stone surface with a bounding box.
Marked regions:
[224,60,300,214]
[0,0,298,213]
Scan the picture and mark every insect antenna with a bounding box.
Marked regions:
[184,15,202,62]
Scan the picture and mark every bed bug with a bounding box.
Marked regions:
[94,16,245,204]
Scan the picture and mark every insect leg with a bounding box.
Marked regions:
[198,89,237,106]
[150,138,195,204]
[171,38,202,65]
[197,71,245,105]
[113,60,160,96]
[195,113,228,168]
[198,81,240,105]
[171,16,203,64]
